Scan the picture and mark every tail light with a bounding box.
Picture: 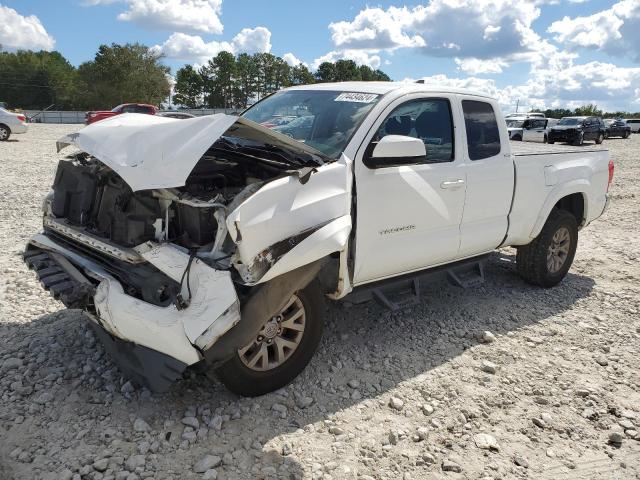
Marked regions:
[17,114,26,122]
[607,160,614,192]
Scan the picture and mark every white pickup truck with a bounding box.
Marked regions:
[24,82,613,396]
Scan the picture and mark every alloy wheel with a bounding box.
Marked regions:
[547,227,571,274]
[238,294,306,371]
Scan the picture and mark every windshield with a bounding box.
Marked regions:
[506,120,524,128]
[111,104,124,112]
[558,117,581,125]
[242,90,381,158]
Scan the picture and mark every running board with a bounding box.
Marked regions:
[371,278,420,312]
[345,256,487,312]
[447,261,485,289]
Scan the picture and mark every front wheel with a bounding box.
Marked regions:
[516,209,578,288]
[0,125,10,141]
[573,133,584,146]
[595,133,604,144]
[216,282,325,396]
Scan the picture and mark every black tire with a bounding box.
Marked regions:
[595,133,604,144]
[0,124,10,141]
[547,140,554,144]
[216,281,325,396]
[573,133,584,146]
[512,134,522,141]
[543,135,548,143]
[623,131,629,139]
[516,209,578,288]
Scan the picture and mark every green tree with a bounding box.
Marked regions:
[201,51,236,108]
[372,69,391,81]
[0,50,76,109]
[333,60,361,81]
[573,104,602,117]
[315,62,336,82]
[76,43,170,109]
[173,65,203,108]
[290,64,315,86]
[233,53,259,109]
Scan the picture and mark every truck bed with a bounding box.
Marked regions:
[504,140,610,248]
[510,140,608,156]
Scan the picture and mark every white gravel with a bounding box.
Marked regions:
[1,124,639,480]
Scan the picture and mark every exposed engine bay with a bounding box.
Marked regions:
[50,146,286,249]
[45,138,312,305]
[26,112,353,391]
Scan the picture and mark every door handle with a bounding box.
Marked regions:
[440,179,465,189]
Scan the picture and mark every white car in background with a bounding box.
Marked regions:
[625,119,640,133]
[506,116,550,142]
[0,107,28,141]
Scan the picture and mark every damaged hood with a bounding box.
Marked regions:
[57,113,326,192]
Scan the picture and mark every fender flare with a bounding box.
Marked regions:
[530,181,589,239]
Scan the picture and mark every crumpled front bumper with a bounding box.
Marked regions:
[24,233,241,391]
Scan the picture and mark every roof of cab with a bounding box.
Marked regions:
[284,81,494,99]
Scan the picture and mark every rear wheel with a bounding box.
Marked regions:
[216,282,325,396]
[516,209,578,288]
[623,131,629,139]
[595,133,604,144]
[0,125,10,141]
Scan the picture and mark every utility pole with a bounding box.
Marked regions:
[515,99,519,113]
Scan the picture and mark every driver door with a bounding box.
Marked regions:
[352,95,466,285]
[523,119,546,142]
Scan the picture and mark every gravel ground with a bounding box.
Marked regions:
[1,124,639,480]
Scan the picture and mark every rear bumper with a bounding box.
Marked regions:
[10,123,28,134]
[24,232,241,391]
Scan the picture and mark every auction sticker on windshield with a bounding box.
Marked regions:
[334,92,379,103]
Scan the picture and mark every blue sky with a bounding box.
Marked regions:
[2,0,639,111]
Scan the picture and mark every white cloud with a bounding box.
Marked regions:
[0,5,55,51]
[311,50,381,70]
[282,52,303,67]
[327,1,546,60]
[548,0,640,60]
[455,57,509,74]
[329,7,425,51]
[230,27,271,55]
[152,26,271,63]
[414,60,640,112]
[87,0,224,34]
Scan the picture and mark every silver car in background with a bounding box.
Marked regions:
[0,108,29,141]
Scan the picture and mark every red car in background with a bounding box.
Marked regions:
[85,103,157,125]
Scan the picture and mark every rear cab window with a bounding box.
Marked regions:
[461,100,501,160]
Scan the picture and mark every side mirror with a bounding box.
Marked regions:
[363,135,426,169]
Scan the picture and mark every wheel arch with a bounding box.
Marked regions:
[0,123,11,133]
[530,186,589,239]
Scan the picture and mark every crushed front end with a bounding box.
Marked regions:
[24,113,352,392]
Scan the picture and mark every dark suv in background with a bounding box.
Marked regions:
[604,119,631,138]
[547,116,605,145]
